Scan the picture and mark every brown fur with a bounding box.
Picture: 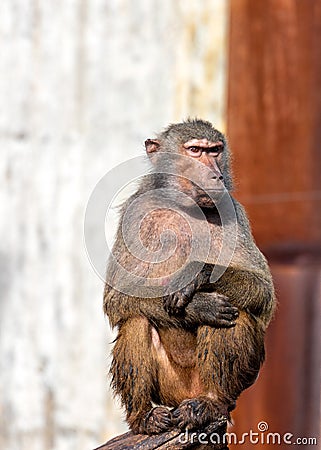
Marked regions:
[104,119,275,434]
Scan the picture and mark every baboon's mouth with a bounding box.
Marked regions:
[197,188,226,197]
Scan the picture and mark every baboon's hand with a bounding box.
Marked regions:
[185,292,239,327]
[163,261,212,316]
[164,281,196,316]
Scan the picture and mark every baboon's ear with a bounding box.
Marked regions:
[145,139,160,154]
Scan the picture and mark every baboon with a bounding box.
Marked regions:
[104,119,275,435]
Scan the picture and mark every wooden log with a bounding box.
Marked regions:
[94,420,229,450]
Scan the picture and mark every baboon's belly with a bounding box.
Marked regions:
[151,326,205,406]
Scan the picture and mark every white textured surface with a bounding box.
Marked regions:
[0,1,227,449]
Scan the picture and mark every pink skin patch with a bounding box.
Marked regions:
[183,139,223,149]
[161,276,170,286]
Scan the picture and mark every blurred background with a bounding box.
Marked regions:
[0,1,320,449]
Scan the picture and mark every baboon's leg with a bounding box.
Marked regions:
[110,316,173,434]
[172,311,265,430]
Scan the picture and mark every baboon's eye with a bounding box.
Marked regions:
[186,146,202,157]
[207,145,224,156]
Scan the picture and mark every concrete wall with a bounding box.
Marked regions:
[0,1,228,449]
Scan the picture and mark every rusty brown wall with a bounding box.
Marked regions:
[227,1,321,449]
[227,0,321,248]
